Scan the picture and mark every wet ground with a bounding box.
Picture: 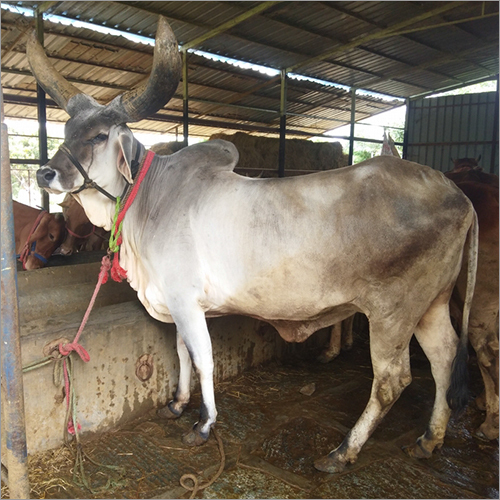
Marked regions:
[2,329,498,499]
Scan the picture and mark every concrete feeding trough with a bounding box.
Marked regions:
[4,252,292,455]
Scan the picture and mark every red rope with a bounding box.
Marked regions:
[114,150,156,236]
[66,225,95,239]
[109,150,156,283]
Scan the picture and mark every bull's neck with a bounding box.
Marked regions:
[72,190,117,231]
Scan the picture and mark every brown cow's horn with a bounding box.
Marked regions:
[118,16,181,122]
[26,31,82,113]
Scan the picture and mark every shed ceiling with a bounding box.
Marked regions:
[1,1,498,139]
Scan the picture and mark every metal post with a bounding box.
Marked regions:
[1,90,31,499]
[278,69,287,178]
[403,97,411,160]
[489,75,499,174]
[35,10,49,211]
[182,49,189,148]
[348,88,356,165]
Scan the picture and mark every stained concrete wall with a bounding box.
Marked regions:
[7,257,290,454]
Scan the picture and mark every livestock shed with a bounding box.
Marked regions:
[1,2,499,499]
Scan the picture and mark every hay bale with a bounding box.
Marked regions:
[209,132,347,174]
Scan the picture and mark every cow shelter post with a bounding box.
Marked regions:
[1,89,31,499]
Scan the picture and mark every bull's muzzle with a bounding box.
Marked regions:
[37,167,56,188]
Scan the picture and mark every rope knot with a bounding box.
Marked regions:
[100,254,112,284]
[110,252,127,282]
[59,342,90,363]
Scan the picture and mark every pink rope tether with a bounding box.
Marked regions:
[59,255,111,433]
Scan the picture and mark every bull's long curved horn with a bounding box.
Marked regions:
[26,31,82,113]
[118,16,181,122]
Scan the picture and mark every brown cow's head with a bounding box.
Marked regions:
[22,212,65,270]
[59,194,94,255]
[451,155,482,172]
[27,17,181,216]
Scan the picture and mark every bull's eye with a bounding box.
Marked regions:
[49,233,55,241]
[90,133,108,145]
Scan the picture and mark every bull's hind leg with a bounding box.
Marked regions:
[342,314,354,351]
[318,316,355,363]
[314,319,413,473]
[405,296,460,458]
[318,322,342,363]
[158,331,192,419]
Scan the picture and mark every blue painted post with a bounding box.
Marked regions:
[1,91,31,499]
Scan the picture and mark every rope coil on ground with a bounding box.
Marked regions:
[180,428,226,499]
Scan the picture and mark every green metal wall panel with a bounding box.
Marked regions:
[407,91,499,175]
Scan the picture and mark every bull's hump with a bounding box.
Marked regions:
[169,139,239,173]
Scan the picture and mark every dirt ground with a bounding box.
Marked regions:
[2,327,498,499]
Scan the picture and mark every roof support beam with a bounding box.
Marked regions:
[286,1,467,72]
[348,89,356,166]
[182,50,189,147]
[389,10,499,37]
[1,90,31,500]
[409,74,499,100]
[362,42,499,90]
[182,1,280,51]
[36,1,58,15]
[35,8,49,211]
[2,93,344,138]
[322,2,494,78]
[488,75,499,174]
[1,29,27,59]
[278,69,287,177]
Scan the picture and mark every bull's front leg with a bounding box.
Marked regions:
[158,331,192,419]
[166,303,217,446]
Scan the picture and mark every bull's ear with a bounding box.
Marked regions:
[116,129,134,184]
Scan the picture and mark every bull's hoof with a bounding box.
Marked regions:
[475,423,499,441]
[402,440,433,459]
[157,401,183,420]
[317,351,338,364]
[182,429,208,447]
[313,454,346,473]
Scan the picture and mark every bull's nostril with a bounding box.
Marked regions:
[37,168,56,187]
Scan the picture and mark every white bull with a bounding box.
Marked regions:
[28,16,478,473]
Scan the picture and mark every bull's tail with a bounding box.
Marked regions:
[446,209,478,412]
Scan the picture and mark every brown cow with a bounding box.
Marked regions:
[13,200,65,270]
[59,194,108,255]
[445,160,499,440]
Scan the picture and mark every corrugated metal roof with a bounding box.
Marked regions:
[1,1,498,139]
